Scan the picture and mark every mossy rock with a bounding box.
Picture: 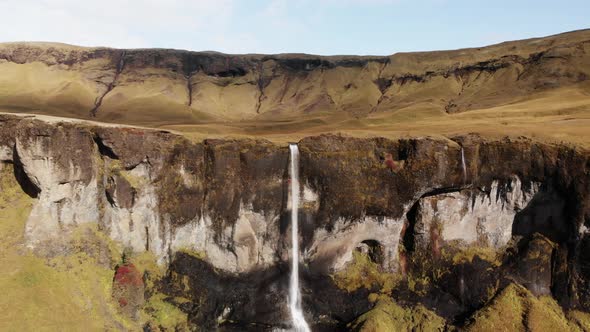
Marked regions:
[333,250,400,293]
[568,310,590,331]
[143,293,189,331]
[449,246,501,267]
[348,298,446,332]
[464,283,579,332]
[0,163,134,330]
[0,163,188,330]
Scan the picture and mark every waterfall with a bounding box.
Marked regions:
[288,144,311,332]
[461,147,467,183]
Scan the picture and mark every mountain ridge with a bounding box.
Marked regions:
[0,29,589,147]
[3,28,589,57]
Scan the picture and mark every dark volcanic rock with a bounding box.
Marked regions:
[0,114,589,330]
[165,252,372,331]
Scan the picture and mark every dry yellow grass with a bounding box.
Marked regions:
[0,30,588,147]
[155,83,590,148]
[1,82,588,149]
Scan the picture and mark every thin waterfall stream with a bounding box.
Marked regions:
[288,144,311,332]
[461,147,467,183]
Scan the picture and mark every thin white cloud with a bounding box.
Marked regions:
[0,0,235,48]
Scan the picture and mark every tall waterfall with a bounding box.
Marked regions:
[461,147,467,183]
[288,144,311,332]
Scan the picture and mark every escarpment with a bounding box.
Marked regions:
[0,112,589,330]
[0,29,589,127]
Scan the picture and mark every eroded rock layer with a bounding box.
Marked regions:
[0,113,589,330]
[0,29,588,125]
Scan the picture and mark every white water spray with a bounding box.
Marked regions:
[460,147,467,183]
[288,144,311,332]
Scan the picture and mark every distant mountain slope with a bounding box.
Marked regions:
[0,29,589,144]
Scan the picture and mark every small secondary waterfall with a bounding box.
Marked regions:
[288,144,311,332]
[460,147,467,183]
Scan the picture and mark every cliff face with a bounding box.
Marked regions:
[1,113,589,330]
[1,29,590,331]
[0,30,589,127]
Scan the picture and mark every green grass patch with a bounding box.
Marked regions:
[0,163,135,330]
[333,250,400,294]
[0,163,187,330]
[450,246,501,267]
[465,283,580,332]
[142,293,189,331]
[349,298,445,331]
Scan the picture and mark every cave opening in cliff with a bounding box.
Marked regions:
[11,147,40,198]
[402,199,420,253]
[92,134,119,160]
[358,239,384,265]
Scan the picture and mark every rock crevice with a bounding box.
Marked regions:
[0,114,589,329]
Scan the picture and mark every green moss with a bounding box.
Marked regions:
[128,250,166,295]
[451,246,501,267]
[0,163,136,330]
[104,158,122,174]
[69,223,123,266]
[177,248,207,260]
[528,296,574,332]
[333,251,400,293]
[401,243,502,302]
[349,298,445,332]
[465,283,526,332]
[143,293,189,331]
[407,275,431,296]
[102,158,145,189]
[465,283,580,332]
[119,169,146,188]
[349,299,396,332]
[568,310,590,331]
[0,163,185,331]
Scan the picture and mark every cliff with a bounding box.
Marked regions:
[1,29,590,331]
[0,112,589,330]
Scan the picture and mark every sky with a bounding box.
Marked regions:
[0,0,588,55]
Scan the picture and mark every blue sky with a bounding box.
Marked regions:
[0,0,588,55]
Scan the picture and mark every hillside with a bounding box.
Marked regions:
[1,30,590,331]
[0,29,589,146]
